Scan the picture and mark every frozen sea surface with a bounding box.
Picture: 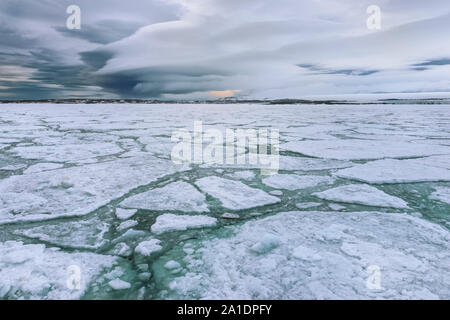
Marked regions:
[0,103,449,300]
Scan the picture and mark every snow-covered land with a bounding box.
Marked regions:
[0,103,449,300]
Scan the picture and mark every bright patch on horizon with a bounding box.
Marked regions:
[208,90,241,98]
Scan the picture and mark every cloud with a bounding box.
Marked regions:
[1,0,450,99]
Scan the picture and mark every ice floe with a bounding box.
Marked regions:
[14,218,109,250]
[108,279,131,290]
[151,214,217,234]
[335,159,450,184]
[110,243,133,257]
[121,181,209,213]
[0,156,185,225]
[195,176,280,210]
[262,174,334,190]
[282,140,450,160]
[0,241,118,299]
[279,156,351,171]
[115,208,137,220]
[295,202,321,209]
[117,220,138,231]
[135,239,163,257]
[23,163,64,174]
[313,184,409,209]
[225,170,256,180]
[161,211,450,299]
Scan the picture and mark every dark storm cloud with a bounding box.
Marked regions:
[414,58,450,66]
[79,51,114,70]
[95,65,231,98]
[297,64,379,76]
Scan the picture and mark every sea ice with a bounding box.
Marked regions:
[249,235,281,254]
[110,243,133,257]
[164,260,181,270]
[226,171,256,180]
[121,181,209,213]
[161,211,450,299]
[335,159,450,184]
[14,217,109,250]
[328,204,346,211]
[151,214,217,234]
[295,202,321,209]
[262,174,334,190]
[429,187,450,205]
[282,140,450,160]
[23,163,64,174]
[108,279,131,290]
[115,208,137,220]
[0,241,118,299]
[195,176,280,210]
[134,239,163,257]
[0,155,185,225]
[11,143,122,163]
[279,156,351,171]
[0,164,26,171]
[117,220,138,231]
[292,245,322,261]
[313,184,409,209]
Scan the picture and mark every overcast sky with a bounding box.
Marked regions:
[1,0,450,100]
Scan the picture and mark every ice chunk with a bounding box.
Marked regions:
[108,279,131,290]
[151,214,217,234]
[121,181,209,213]
[335,159,450,184]
[160,211,450,299]
[221,213,240,219]
[313,184,409,209]
[328,204,346,211]
[282,140,450,160]
[262,174,333,190]
[110,243,132,257]
[164,260,181,270]
[115,208,137,220]
[411,155,450,170]
[135,239,163,257]
[195,177,280,210]
[0,241,118,299]
[117,220,138,231]
[112,229,147,244]
[14,218,109,250]
[430,187,450,205]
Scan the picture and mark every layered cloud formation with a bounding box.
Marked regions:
[1,0,450,99]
